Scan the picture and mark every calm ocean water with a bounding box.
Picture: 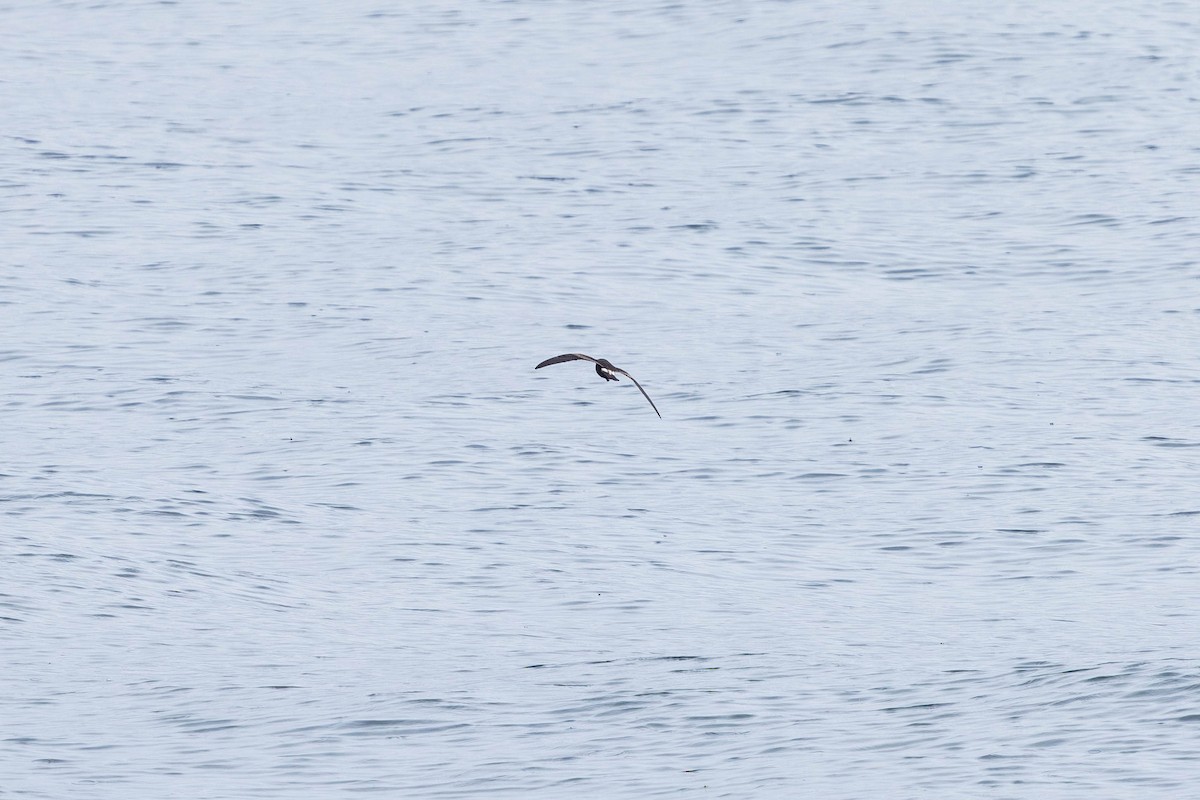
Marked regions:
[3,1,1198,797]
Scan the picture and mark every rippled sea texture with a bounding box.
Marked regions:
[3,1,1199,797]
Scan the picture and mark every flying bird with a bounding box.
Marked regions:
[535,353,661,418]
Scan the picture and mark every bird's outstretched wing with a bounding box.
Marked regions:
[610,367,662,419]
[535,353,598,369]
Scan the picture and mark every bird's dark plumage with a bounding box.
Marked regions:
[535,353,661,418]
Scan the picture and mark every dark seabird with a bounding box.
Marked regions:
[535,353,662,418]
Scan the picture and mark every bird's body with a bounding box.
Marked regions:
[591,358,620,381]
[535,353,661,418]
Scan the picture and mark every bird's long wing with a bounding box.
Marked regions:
[611,368,662,418]
[535,353,598,369]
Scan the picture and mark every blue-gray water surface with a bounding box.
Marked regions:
[3,1,1199,797]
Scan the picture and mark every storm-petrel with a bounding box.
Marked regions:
[535,353,661,418]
